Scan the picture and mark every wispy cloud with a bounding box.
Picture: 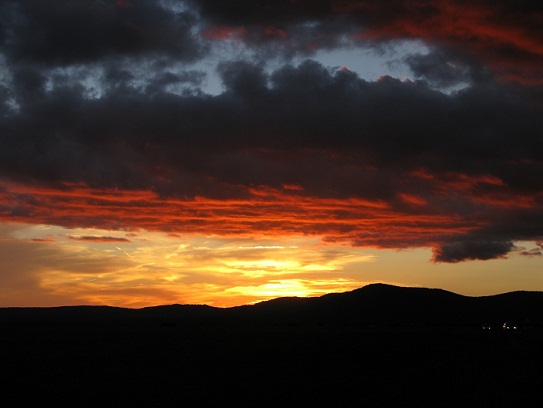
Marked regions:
[68,235,131,243]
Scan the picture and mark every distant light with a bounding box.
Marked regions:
[502,322,519,330]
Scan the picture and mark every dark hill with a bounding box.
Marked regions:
[1,283,542,327]
[2,284,543,407]
[240,283,543,327]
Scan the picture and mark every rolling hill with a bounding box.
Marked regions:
[1,283,542,328]
[1,284,542,407]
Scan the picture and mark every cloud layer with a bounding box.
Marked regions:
[1,0,542,263]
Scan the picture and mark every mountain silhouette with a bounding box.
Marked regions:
[1,283,542,328]
[239,283,543,327]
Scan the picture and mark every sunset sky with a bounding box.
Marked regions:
[1,0,542,307]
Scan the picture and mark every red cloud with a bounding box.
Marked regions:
[399,193,428,207]
[351,1,543,84]
[264,26,287,38]
[0,180,481,251]
[282,184,304,191]
[1,164,540,263]
[202,25,247,40]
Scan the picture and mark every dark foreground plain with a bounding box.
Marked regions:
[1,284,542,407]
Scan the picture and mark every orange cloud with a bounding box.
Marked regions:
[0,178,488,250]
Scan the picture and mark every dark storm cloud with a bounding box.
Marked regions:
[432,240,515,263]
[2,1,542,80]
[432,208,543,262]
[0,85,12,116]
[145,70,206,93]
[10,65,48,103]
[404,48,493,87]
[191,0,336,25]
[0,0,205,65]
[3,60,541,194]
[216,60,268,98]
[192,0,543,84]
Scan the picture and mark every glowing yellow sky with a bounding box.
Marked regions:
[1,222,541,308]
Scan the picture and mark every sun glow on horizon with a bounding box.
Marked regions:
[1,221,542,308]
[224,277,370,304]
[0,222,378,307]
